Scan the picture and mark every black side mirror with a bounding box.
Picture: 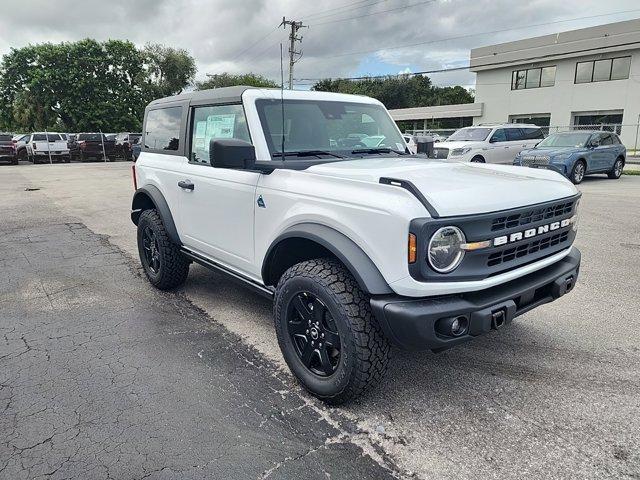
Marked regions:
[210,139,256,169]
[416,136,434,156]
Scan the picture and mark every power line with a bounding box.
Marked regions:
[301,0,391,21]
[314,9,640,59]
[309,0,437,26]
[296,65,470,82]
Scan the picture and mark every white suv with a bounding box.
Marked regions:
[131,88,581,404]
[432,124,544,164]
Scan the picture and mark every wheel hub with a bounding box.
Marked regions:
[286,291,341,377]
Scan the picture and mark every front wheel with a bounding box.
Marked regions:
[570,160,586,184]
[470,156,485,163]
[274,258,390,405]
[137,209,190,290]
[608,158,624,179]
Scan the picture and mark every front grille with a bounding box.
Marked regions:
[521,155,550,167]
[491,201,574,232]
[432,148,449,159]
[487,231,569,267]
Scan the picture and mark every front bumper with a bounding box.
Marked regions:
[370,248,580,351]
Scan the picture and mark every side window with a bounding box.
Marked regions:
[190,104,251,164]
[145,106,182,151]
[506,128,523,141]
[33,134,46,141]
[611,135,621,145]
[522,128,544,140]
[600,134,613,145]
[590,133,603,146]
[491,129,507,143]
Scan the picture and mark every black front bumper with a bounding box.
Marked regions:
[370,248,581,352]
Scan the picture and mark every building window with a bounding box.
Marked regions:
[511,66,556,90]
[575,56,631,84]
[572,111,623,135]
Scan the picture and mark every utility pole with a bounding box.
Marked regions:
[279,17,306,90]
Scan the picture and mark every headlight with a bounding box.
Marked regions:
[428,226,466,273]
[450,147,471,157]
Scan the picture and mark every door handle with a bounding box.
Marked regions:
[178,180,194,191]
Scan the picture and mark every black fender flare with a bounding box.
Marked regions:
[131,185,181,245]
[262,223,393,295]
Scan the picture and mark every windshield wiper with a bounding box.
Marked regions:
[272,150,345,159]
[351,147,405,155]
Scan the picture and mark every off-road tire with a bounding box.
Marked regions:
[137,209,189,290]
[470,155,485,163]
[570,160,586,184]
[608,157,624,179]
[274,258,390,405]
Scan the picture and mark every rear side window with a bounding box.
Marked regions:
[145,107,182,151]
[491,129,507,142]
[190,104,250,164]
[611,135,621,145]
[522,128,544,140]
[600,134,613,145]
[47,134,61,141]
[33,134,47,141]
[78,133,103,141]
[506,128,523,141]
[0,134,12,141]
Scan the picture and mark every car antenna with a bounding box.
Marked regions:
[280,43,286,163]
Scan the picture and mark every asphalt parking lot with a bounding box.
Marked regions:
[1,161,639,479]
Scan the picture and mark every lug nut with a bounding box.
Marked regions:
[311,341,315,346]
[306,329,309,334]
[321,333,325,338]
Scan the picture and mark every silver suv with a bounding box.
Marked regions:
[432,124,544,164]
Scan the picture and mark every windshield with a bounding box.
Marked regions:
[447,128,492,142]
[537,133,591,148]
[255,99,407,158]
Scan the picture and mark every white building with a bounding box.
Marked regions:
[471,19,640,148]
[389,19,640,149]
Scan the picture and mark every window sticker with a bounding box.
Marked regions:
[206,114,236,143]
[194,121,207,150]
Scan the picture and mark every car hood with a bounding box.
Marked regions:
[306,157,578,217]
[519,147,584,157]
[433,141,485,150]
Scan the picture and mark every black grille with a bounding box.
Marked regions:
[491,201,574,232]
[488,231,570,267]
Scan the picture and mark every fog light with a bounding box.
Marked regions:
[436,316,469,337]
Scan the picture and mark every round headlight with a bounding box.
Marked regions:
[428,226,465,273]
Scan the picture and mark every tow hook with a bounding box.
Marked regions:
[491,309,506,330]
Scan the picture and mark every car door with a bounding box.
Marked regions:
[486,128,510,163]
[177,103,260,277]
[587,133,610,172]
[505,128,528,163]
[598,133,617,171]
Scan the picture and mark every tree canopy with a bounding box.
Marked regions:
[195,73,278,90]
[0,39,196,132]
[312,75,474,110]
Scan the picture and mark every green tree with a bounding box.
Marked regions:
[142,43,197,98]
[196,72,278,90]
[312,74,474,109]
[0,40,196,132]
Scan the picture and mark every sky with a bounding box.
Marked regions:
[0,0,639,89]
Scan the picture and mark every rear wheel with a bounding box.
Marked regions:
[273,258,390,405]
[137,209,190,290]
[608,158,624,179]
[11,156,18,165]
[570,160,586,184]
[470,156,485,163]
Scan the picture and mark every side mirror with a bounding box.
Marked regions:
[416,136,434,156]
[210,139,256,169]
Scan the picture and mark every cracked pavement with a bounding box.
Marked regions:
[0,171,397,479]
[1,162,639,479]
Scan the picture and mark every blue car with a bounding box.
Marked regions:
[514,131,626,184]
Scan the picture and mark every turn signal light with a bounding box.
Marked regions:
[408,233,417,264]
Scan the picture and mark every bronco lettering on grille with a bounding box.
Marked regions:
[493,218,574,247]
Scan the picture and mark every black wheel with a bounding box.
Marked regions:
[11,157,18,165]
[570,160,586,184]
[470,156,485,163]
[64,155,71,163]
[79,152,86,162]
[608,158,624,179]
[18,150,27,162]
[137,209,190,290]
[274,258,390,405]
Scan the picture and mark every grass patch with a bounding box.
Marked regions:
[623,169,640,175]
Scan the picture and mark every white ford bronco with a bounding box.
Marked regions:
[131,87,581,404]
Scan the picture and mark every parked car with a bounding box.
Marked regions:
[115,132,142,160]
[431,124,544,163]
[74,133,117,162]
[13,134,31,162]
[131,137,142,161]
[26,133,71,164]
[514,131,626,184]
[131,86,581,404]
[0,133,17,165]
